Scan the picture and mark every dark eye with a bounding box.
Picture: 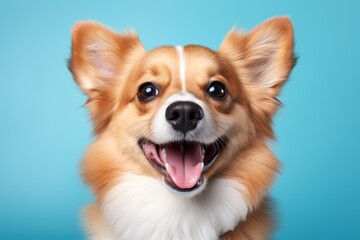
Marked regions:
[207,81,227,100]
[138,82,160,102]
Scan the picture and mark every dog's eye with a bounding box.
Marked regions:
[138,82,160,102]
[207,81,227,100]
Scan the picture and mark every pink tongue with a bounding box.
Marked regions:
[165,142,203,189]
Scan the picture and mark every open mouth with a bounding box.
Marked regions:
[138,138,225,192]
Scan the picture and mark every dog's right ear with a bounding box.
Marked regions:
[69,22,144,134]
[68,21,144,96]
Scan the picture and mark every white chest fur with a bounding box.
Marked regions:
[101,174,249,240]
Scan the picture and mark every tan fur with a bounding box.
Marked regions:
[83,204,116,239]
[221,199,275,240]
[69,17,295,239]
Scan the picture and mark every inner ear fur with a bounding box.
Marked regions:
[69,21,144,95]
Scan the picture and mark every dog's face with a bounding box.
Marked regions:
[69,18,294,199]
[118,45,255,196]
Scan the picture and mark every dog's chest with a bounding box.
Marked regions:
[101,174,249,240]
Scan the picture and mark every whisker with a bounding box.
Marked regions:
[130,130,154,157]
[215,120,232,127]
[118,119,153,130]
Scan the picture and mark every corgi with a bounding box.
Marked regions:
[69,17,295,240]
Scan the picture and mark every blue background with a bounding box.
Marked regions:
[1,0,359,239]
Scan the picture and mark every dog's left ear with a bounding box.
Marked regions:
[218,17,295,117]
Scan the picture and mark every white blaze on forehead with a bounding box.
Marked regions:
[175,46,186,91]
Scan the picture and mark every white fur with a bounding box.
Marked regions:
[151,92,217,144]
[175,46,186,91]
[102,174,249,240]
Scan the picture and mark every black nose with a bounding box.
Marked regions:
[165,101,203,134]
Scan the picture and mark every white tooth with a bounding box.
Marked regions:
[162,148,166,162]
[165,163,170,173]
[201,162,204,170]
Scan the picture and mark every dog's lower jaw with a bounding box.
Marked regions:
[90,174,250,240]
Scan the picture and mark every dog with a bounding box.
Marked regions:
[68,16,295,240]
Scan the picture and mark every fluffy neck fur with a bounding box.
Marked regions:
[100,174,249,240]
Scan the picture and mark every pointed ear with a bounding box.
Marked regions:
[68,21,144,134]
[218,17,296,116]
[68,21,144,96]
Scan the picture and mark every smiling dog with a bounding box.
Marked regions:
[69,17,295,240]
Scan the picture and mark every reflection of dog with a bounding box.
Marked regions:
[69,17,295,239]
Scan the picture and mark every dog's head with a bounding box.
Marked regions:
[69,17,295,198]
